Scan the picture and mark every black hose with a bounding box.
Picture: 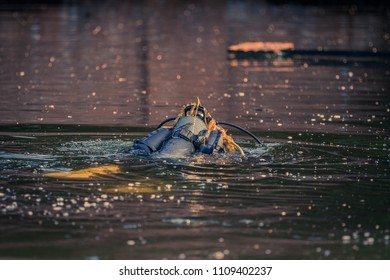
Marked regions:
[156,117,262,145]
[217,121,263,145]
[157,117,176,128]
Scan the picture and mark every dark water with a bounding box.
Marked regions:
[0,1,389,259]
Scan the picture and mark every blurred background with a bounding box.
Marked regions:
[0,0,389,260]
[1,0,389,133]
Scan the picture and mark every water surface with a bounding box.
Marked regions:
[0,1,389,259]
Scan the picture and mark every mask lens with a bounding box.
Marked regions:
[184,105,206,119]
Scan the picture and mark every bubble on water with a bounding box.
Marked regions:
[239,219,253,225]
[342,235,351,243]
[139,237,147,245]
[212,251,225,260]
[92,25,102,35]
[126,240,136,246]
[364,237,375,246]
[179,253,186,259]
[6,202,18,211]
[84,202,94,208]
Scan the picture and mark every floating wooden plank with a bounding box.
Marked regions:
[228,41,390,59]
[228,42,294,53]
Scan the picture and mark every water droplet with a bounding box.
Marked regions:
[179,253,186,259]
[92,26,102,35]
[324,250,331,257]
[365,237,375,245]
[213,251,224,260]
[342,235,351,243]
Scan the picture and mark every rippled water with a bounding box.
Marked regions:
[0,1,389,259]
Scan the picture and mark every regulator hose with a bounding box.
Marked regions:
[157,117,177,128]
[216,121,262,145]
[156,117,262,145]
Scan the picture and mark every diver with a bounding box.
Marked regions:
[129,100,262,158]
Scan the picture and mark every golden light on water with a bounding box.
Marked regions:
[228,42,295,53]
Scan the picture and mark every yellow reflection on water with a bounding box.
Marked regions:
[44,165,120,179]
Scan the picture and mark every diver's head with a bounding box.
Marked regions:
[132,99,253,158]
[182,104,213,123]
[184,104,205,119]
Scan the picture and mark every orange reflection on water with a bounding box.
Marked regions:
[228,42,295,53]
